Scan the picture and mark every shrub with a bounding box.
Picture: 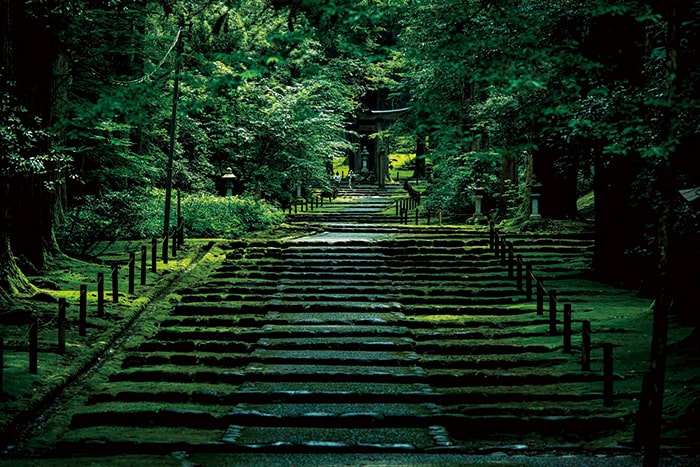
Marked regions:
[57,189,285,255]
[180,193,285,238]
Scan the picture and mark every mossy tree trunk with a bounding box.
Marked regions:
[0,180,35,299]
[5,0,64,273]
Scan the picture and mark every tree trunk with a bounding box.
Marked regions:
[0,180,35,298]
[641,2,684,464]
[531,146,579,219]
[413,134,427,179]
[6,1,63,272]
[592,151,652,288]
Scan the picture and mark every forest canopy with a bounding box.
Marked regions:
[1,0,698,318]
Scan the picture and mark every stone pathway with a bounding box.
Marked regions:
[14,192,655,463]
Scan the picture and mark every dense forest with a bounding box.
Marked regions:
[2,1,699,298]
[1,0,699,462]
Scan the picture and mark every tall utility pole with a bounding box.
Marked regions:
[163,24,183,255]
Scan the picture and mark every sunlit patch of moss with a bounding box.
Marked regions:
[57,426,225,444]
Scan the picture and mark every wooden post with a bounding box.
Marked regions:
[516,255,523,291]
[415,208,419,225]
[507,242,514,279]
[581,320,591,371]
[97,272,104,317]
[29,317,38,375]
[489,223,494,250]
[525,264,532,301]
[111,263,119,303]
[151,238,157,273]
[500,239,507,266]
[493,229,500,258]
[79,284,87,337]
[177,189,183,245]
[162,234,169,264]
[178,216,184,246]
[603,343,614,406]
[536,280,544,315]
[563,303,572,353]
[549,290,557,335]
[57,298,66,355]
[140,246,147,286]
[128,252,135,295]
[171,229,177,258]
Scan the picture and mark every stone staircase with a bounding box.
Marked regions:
[286,183,408,225]
[32,225,646,458]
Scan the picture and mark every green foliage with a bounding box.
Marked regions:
[181,193,285,238]
[56,189,284,255]
[0,79,61,179]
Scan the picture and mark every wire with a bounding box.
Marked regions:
[113,27,182,86]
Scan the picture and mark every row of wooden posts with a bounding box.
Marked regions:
[287,195,331,214]
[489,224,615,407]
[0,220,186,394]
[286,193,435,226]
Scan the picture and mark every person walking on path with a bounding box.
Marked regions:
[347,170,355,189]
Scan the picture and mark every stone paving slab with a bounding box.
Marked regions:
[222,426,439,450]
[239,381,435,396]
[264,311,405,324]
[250,349,421,365]
[228,402,435,418]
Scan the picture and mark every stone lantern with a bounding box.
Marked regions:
[222,167,237,196]
[529,180,543,219]
[474,181,485,217]
[360,147,369,172]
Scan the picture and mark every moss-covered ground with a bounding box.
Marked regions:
[1,190,699,465]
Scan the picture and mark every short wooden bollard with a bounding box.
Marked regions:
[162,235,169,264]
[603,343,614,406]
[29,317,38,375]
[128,252,135,295]
[438,210,442,226]
[536,280,544,315]
[549,290,557,335]
[581,320,591,371]
[507,243,514,279]
[294,202,298,214]
[140,246,147,286]
[97,272,104,317]
[151,238,157,273]
[563,303,572,353]
[111,264,119,303]
[79,284,87,337]
[57,298,67,355]
[493,229,500,258]
[171,231,177,258]
[516,256,523,290]
[525,264,533,301]
[415,209,419,225]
